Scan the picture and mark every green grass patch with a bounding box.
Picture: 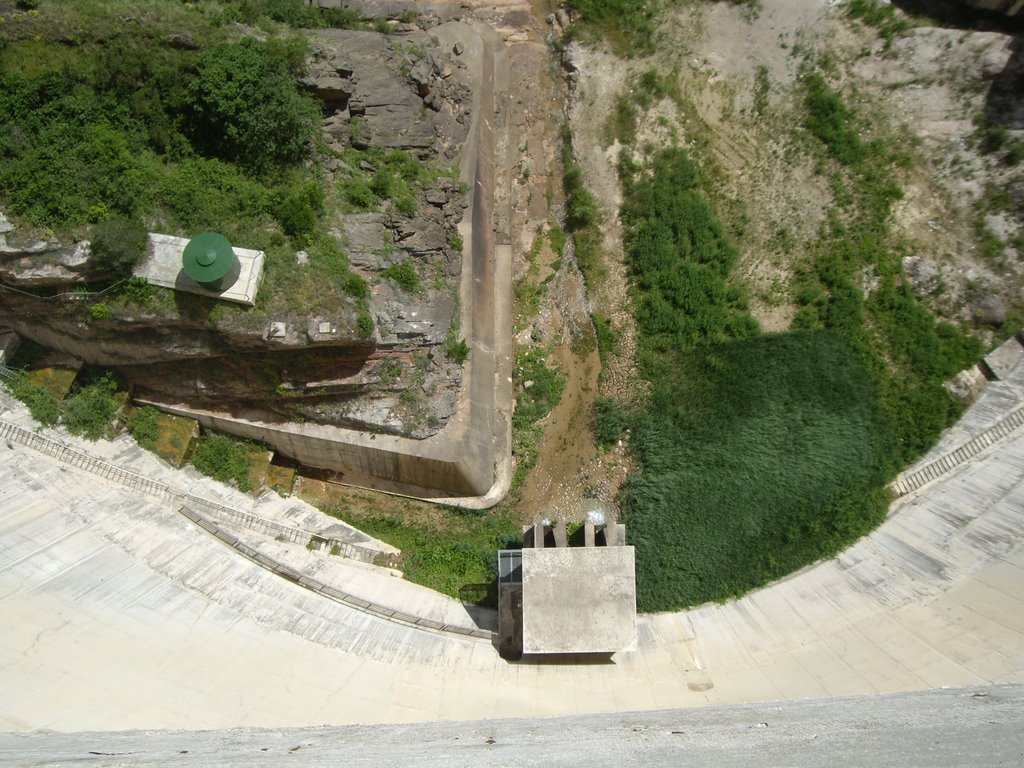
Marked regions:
[126,406,161,451]
[619,146,759,368]
[323,505,518,604]
[513,347,566,430]
[845,0,911,47]
[565,0,665,57]
[381,260,421,293]
[625,331,891,610]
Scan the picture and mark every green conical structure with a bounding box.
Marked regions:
[182,232,239,291]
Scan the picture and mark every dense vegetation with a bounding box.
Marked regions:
[619,147,759,368]
[61,373,122,440]
[792,71,982,467]
[7,375,60,426]
[606,97,979,610]
[325,502,518,603]
[0,1,371,327]
[190,432,266,492]
[624,331,891,609]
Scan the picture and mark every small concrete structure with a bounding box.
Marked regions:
[134,233,265,306]
[983,332,1024,381]
[499,520,637,658]
[520,547,637,656]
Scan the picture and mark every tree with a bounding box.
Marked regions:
[89,217,147,278]
[185,38,319,172]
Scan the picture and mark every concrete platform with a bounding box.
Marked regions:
[521,547,637,655]
[984,334,1024,381]
[135,233,265,306]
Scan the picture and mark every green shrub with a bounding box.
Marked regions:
[548,227,566,257]
[323,7,365,28]
[513,347,566,428]
[342,272,368,299]
[592,313,618,365]
[114,277,157,309]
[191,432,263,491]
[89,217,148,278]
[357,311,374,337]
[382,260,421,292]
[62,374,121,440]
[89,303,114,320]
[277,180,324,236]
[803,74,868,166]
[445,337,470,364]
[127,406,160,451]
[157,156,273,231]
[185,38,319,171]
[593,397,628,446]
[9,377,59,426]
[340,173,377,210]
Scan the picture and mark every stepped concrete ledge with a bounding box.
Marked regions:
[138,22,514,508]
[891,344,1024,497]
[0,414,392,564]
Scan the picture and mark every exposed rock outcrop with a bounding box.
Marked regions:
[0,24,475,440]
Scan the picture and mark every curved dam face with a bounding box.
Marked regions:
[144,22,511,504]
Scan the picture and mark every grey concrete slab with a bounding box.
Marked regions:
[136,234,265,306]
[984,335,1024,380]
[2,685,1022,767]
[521,547,636,654]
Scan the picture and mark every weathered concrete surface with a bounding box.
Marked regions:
[521,547,637,654]
[984,334,1024,381]
[3,685,1023,767]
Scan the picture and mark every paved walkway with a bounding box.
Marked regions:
[3,685,1023,767]
[1,359,1023,731]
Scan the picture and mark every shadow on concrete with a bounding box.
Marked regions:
[503,651,618,666]
[462,601,498,633]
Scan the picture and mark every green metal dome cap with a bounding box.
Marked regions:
[182,232,236,286]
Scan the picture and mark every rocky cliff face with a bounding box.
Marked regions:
[0,24,474,439]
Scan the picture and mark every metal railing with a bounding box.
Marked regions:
[0,417,493,641]
[179,505,492,640]
[890,404,1024,497]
